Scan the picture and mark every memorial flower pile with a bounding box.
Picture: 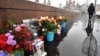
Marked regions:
[0,19,32,54]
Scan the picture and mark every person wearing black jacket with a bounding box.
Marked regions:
[88,3,95,20]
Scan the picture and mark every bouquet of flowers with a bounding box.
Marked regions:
[13,24,32,51]
[38,16,58,34]
[0,19,32,56]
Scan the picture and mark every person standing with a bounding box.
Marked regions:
[88,3,95,20]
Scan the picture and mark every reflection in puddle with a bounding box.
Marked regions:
[82,34,98,56]
[82,18,98,56]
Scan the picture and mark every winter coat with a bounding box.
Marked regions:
[88,4,95,15]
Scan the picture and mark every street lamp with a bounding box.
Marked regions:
[95,0,97,8]
[44,0,46,5]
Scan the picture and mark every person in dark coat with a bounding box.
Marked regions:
[88,3,95,20]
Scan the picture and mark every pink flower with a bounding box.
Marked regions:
[5,33,11,37]
[15,25,21,32]
[20,24,26,27]
[7,35,14,40]
[6,34,16,46]
[6,39,16,46]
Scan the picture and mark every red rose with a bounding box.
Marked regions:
[0,39,6,49]
[0,34,7,41]
[5,44,13,53]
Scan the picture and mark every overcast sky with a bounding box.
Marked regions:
[28,0,100,7]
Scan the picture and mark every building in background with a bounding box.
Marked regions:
[47,0,51,6]
[72,1,75,7]
[64,0,76,9]
[69,0,72,7]
[35,0,39,2]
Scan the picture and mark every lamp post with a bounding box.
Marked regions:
[95,0,97,8]
[59,3,62,8]
[44,0,46,5]
[47,0,51,6]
